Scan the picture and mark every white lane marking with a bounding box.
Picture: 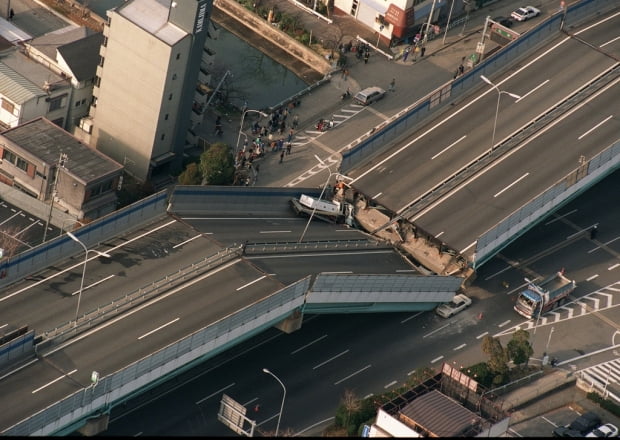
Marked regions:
[453,343,466,351]
[477,332,489,339]
[334,364,371,385]
[601,35,620,47]
[313,350,349,369]
[494,173,529,198]
[435,231,444,238]
[545,209,577,225]
[586,274,599,281]
[515,79,549,103]
[172,234,203,249]
[195,382,235,404]
[588,236,620,253]
[335,229,358,232]
[133,432,143,437]
[384,380,397,389]
[431,355,444,364]
[401,311,423,323]
[396,269,417,273]
[508,427,523,437]
[32,369,77,394]
[236,275,267,291]
[577,115,613,140]
[138,318,180,340]
[542,416,558,427]
[257,412,279,427]
[70,274,115,297]
[291,334,328,354]
[567,223,598,239]
[259,230,292,234]
[322,271,353,274]
[295,417,336,436]
[373,192,383,199]
[609,263,620,271]
[460,241,476,254]
[423,323,450,338]
[498,320,511,328]
[431,135,467,160]
[364,393,374,399]
[0,324,7,329]
[0,210,23,225]
[243,397,259,406]
[1,219,178,303]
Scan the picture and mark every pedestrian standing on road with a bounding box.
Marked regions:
[420,46,426,57]
[286,143,292,155]
[215,116,223,135]
[389,78,396,92]
[287,128,294,143]
[402,46,411,62]
[8,8,14,21]
[292,114,299,129]
[279,150,285,163]
[364,51,370,64]
[279,120,286,135]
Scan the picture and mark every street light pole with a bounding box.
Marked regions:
[480,75,521,154]
[236,109,267,156]
[67,231,111,325]
[262,368,286,437]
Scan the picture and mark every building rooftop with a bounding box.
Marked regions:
[399,389,482,437]
[57,32,104,82]
[1,50,68,98]
[28,26,85,60]
[118,0,186,46]
[0,62,42,104]
[2,117,122,183]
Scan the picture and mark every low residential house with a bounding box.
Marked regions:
[0,46,72,130]
[24,27,104,131]
[0,117,122,221]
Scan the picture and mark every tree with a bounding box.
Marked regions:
[481,335,509,385]
[336,389,361,434]
[178,162,202,185]
[199,142,234,185]
[0,226,25,259]
[506,329,534,368]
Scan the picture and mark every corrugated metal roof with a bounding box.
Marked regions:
[399,390,481,437]
[0,63,42,104]
[2,117,122,183]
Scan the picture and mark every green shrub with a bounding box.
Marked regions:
[587,392,620,417]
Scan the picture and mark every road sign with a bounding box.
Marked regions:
[218,394,255,436]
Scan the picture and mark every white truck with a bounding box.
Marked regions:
[290,194,354,225]
[513,270,576,319]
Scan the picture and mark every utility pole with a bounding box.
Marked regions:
[43,153,68,243]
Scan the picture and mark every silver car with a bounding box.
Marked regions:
[354,86,386,106]
[435,294,472,318]
[511,6,540,22]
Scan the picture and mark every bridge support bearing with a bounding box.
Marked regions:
[77,413,109,437]
[274,309,303,334]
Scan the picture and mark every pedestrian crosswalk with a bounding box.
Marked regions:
[579,358,620,404]
[495,281,620,337]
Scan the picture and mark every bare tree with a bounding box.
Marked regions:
[0,225,27,259]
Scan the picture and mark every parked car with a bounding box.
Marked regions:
[353,86,386,106]
[511,6,541,22]
[435,294,472,318]
[586,423,619,438]
[493,16,513,28]
[554,412,602,437]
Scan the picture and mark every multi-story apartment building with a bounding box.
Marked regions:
[88,0,212,182]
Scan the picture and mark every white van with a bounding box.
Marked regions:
[354,86,386,105]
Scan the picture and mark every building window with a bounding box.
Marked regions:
[161,133,165,140]
[2,149,16,164]
[99,55,105,67]
[168,93,173,100]
[165,113,169,120]
[36,171,46,179]
[176,53,180,60]
[103,36,108,47]
[88,179,114,199]
[16,157,28,172]
[94,76,101,87]
[75,101,81,107]
[51,117,64,127]
[48,94,67,112]
[1,98,15,114]
[172,73,177,80]
[81,99,87,105]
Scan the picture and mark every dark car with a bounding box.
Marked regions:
[493,16,513,27]
[554,412,602,437]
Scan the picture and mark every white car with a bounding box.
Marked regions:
[586,423,619,438]
[511,6,540,22]
[435,294,472,318]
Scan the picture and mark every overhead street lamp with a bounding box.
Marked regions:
[480,75,521,154]
[262,368,286,437]
[298,155,341,243]
[67,231,111,325]
[236,109,267,156]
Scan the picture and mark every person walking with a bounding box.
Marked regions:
[389,78,396,92]
[286,143,292,155]
[279,150,285,163]
[292,114,299,129]
[364,51,370,64]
